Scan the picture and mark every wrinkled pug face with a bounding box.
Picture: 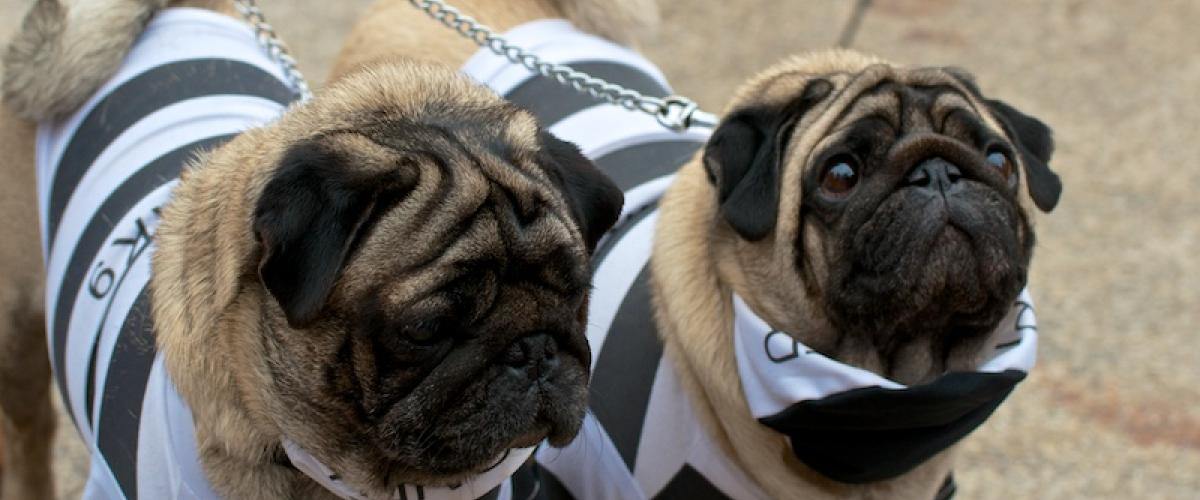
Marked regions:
[246,68,622,488]
[705,54,1061,383]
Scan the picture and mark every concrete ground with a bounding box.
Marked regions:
[2,0,1197,498]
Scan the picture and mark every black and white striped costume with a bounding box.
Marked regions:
[38,9,529,500]
[38,10,297,499]
[460,20,1039,500]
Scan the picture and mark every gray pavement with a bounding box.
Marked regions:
[2,0,1197,498]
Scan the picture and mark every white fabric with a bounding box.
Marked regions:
[37,8,291,454]
[134,358,222,499]
[284,442,531,500]
[733,291,1039,419]
[36,8,295,253]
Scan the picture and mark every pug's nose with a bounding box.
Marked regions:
[905,157,963,195]
[503,333,559,381]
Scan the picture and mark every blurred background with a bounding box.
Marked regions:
[1,0,1196,498]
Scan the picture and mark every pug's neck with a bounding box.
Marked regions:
[651,161,953,500]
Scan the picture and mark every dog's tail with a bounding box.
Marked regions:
[551,0,660,47]
[2,0,169,121]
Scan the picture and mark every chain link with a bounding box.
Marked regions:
[407,0,717,131]
[230,0,717,129]
[234,0,313,101]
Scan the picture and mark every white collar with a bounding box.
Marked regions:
[733,289,1038,416]
[283,440,532,500]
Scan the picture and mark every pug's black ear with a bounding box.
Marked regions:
[986,98,1062,212]
[538,131,623,252]
[704,79,833,241]
[254,141,416,328]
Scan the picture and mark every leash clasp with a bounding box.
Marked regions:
[656,95,718,132]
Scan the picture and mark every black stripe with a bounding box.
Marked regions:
[83,216,155,428]
[1014,300,1038,334]
[593,140,703,192]
[654,465,733,500]
[95,286,156,500]
[52,134,236,430]
[503,61,670,125]
[82,334,102,429]
[46,58,295,247]
[934,474,957,500]
[588,266,662,469]
[511,460,541,500]
[531,465,576,500]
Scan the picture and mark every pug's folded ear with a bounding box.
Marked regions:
[254,140,417,328]
[703,79,833,241]
[537,131,623,252]
[985,98,1062,212]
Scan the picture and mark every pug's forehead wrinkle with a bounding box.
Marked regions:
[410,120,576,226]
[381,281,456,319]
[831,93,902,136]
[356,118,570,235]
[930,92,976,133]
[362,209,581,324]
[817,82,1003,166]
[923,72,1008,140]
[727,49,884,108]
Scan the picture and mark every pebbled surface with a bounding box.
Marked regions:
[1,0,1195,498]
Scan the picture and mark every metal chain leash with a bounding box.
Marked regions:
[407,0,718,132]
[234,0,313,101]
[233,0,871,128]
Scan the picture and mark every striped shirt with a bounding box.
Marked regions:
[459,20,757,500]
[36,8,298,499]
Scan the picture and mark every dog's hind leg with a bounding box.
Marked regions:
[0,97,55,500]
[2,0,171,122]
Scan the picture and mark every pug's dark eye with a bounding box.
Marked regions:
[820,155,860,196]
[986,149,1014,179]
[400,320,440,346]
[405,328,434,343]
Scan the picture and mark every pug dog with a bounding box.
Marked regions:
[339,1,1062,499]
[0,0,622,498]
